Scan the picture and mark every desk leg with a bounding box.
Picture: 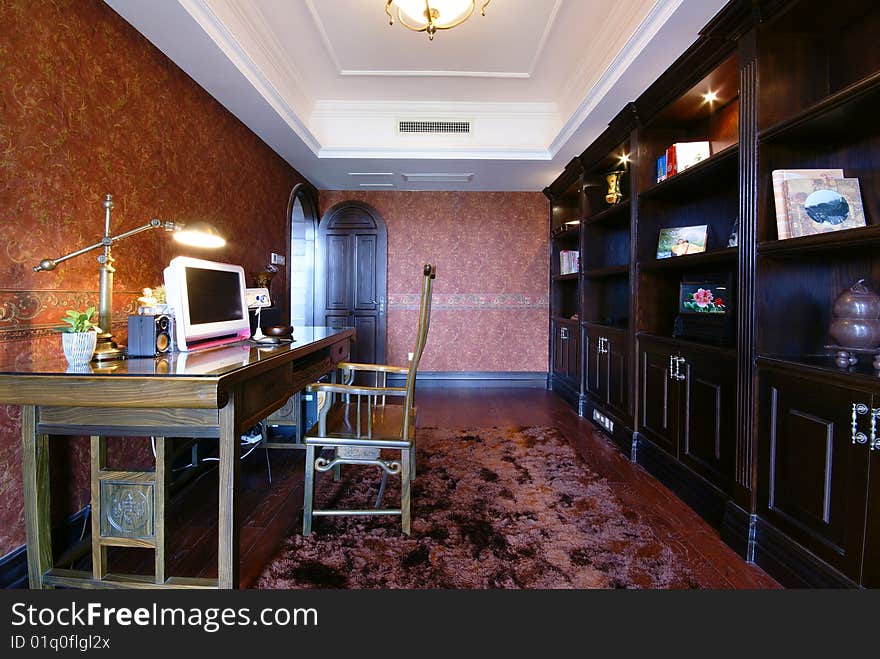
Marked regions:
[21,405,53,589]
[218,392,240,589]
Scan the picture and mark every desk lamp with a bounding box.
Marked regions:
[33,194,226,360]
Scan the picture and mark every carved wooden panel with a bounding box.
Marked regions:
[99,477,154,541]
[324,235,350,310]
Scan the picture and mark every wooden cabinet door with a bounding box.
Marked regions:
[585,327,603,399]
[638,340,678,456]
[758,371,871,581]
[862,447,880,587]
[678,349,736,492]
[605,332,629,419]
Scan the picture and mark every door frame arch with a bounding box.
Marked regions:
[286,182,319,327]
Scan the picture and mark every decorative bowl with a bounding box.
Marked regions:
[264,324,293,337]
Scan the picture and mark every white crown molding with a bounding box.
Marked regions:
[303,0,343,73]
[312,99,559,117]
[549,0,684,156]
[177,0,322,155]
[526,0,564,76]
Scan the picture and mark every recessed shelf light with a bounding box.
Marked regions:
[702,91,719,104]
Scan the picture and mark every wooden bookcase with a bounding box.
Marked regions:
[544,0,880,587]
[544,158,585,411]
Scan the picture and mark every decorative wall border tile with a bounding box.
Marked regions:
[388,293,549,311]
[0,289,140,342]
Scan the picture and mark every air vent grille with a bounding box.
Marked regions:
[398,120,471,134]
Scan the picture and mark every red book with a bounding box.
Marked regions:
[666,144,677,178]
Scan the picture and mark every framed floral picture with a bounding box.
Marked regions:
[678,282,729,315]
[674,277,736,345]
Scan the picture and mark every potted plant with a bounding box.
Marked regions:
[59,306,101,365]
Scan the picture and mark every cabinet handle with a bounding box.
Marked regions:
[675,356,687,381]
[852,403,869,445]
[560,327,568,340]
[668,354,675,380]
[869,407,880,451]
[599,337,608,354]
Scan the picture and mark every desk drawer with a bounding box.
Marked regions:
[330,339,350,363]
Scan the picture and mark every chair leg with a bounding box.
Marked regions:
[375,470,388,508]
[400,448,411,535]
[410,439,417,479]
[302,444,315,536]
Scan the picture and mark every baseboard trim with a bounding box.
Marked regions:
[0,506,90,589]
[752,517,858,589]
[634,434,729,530]
[582,397,634,455]
[389,371,548,389]
[720,501,752,561]
[548,374,580,409]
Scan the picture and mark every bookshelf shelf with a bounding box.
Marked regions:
[638,145,739,201]
[583,264,630,279]
[639,247,738,271]
[637,331,738,360]
[585,200,630,226]
[553,273,580,282]
[758,224,880,258]
[758,72,880,144]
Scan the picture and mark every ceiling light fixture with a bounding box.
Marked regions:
[385,1,491,41]
[702,91,719,104]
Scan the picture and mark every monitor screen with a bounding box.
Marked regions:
[185,267,245,324]
[164,256,251,351]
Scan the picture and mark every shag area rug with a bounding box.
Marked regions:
[257,426,701,589]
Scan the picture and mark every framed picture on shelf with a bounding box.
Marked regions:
[773,170,866,239]
[673,275,735,345]
[656,225,708,259]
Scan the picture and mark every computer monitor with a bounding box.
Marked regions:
[163,256,251,351]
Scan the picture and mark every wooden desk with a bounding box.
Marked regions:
[0,326,353,590]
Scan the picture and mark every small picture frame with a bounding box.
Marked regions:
[656,225,708,259]
[673,275,736,345]
[678,281,729,315]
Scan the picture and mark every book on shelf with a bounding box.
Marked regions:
[773,170,865,239]
[559,250,580,275]
[657,142,711,182]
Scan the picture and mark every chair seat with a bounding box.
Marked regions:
[304,401,416,450]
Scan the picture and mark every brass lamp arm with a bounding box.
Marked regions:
[33,219,174,272]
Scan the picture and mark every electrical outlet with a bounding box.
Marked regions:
[408,352,414,361]
[270,253,286,266]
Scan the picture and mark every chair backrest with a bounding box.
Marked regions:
[401,264,435,438]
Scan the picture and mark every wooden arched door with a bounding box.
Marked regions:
[315,201,387,366]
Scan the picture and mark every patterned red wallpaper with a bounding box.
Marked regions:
[0,0,308,555]
[319,191,549,373]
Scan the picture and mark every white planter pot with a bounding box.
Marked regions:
[62,331,97,365]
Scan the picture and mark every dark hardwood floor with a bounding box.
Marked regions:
[93,388,780,589]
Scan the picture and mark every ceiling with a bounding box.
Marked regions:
[104,0,728,191]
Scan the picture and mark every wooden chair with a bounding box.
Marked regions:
[302,264,436,535]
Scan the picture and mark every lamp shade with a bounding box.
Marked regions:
[394,0,474,27]
[173,222,226,248]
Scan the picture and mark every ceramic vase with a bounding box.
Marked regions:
[62,331,97,366]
